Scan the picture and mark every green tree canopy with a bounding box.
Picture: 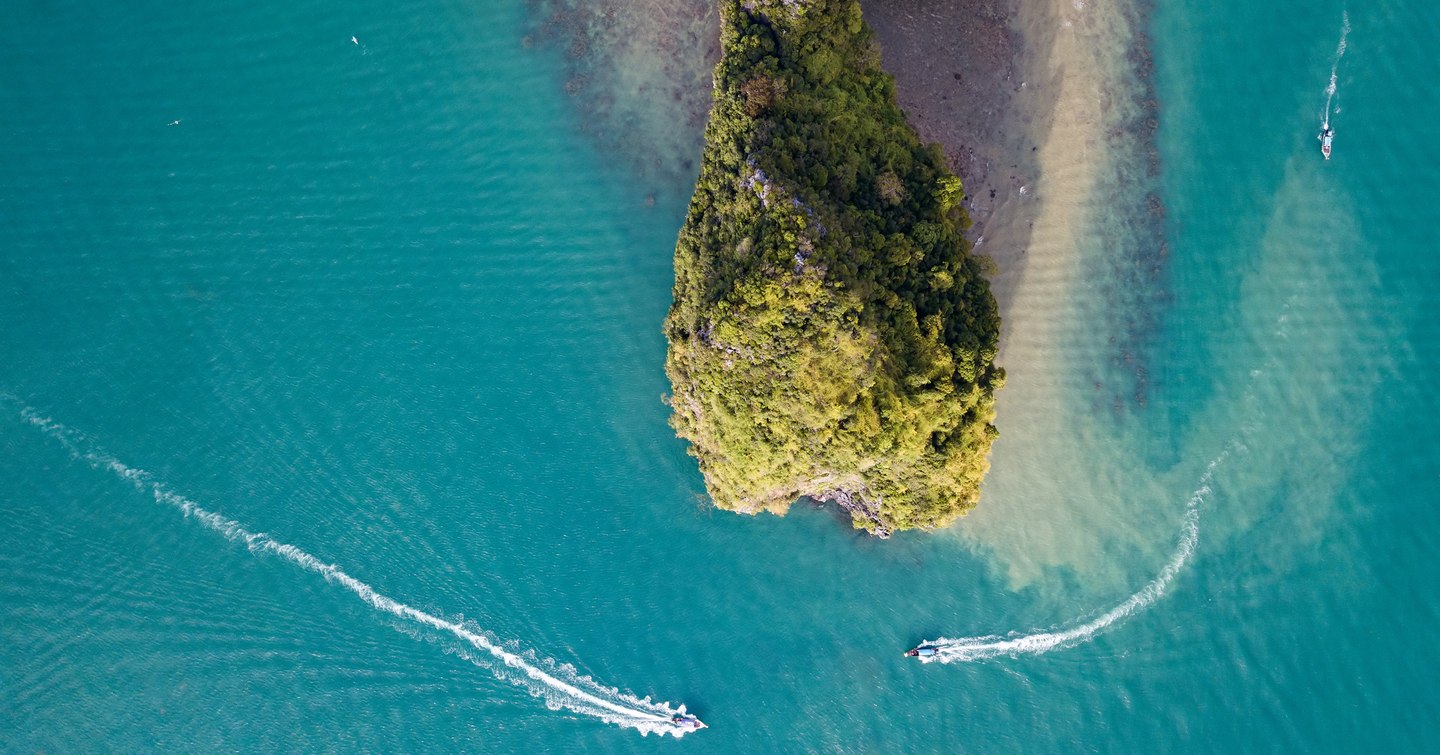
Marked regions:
[664,0,1004,535]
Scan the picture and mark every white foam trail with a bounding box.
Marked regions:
[7,400,699,737]
[1323,11,1351,126]
[918,448,1232,663]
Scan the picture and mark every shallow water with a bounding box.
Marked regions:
[3,0,1438,750]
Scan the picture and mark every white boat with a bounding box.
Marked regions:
[671,713,707,731]
[1319,124,1334,160]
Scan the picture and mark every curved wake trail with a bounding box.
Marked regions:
[918,449,1233,663]
[1323,11,1351,126]
[8,401,699,737]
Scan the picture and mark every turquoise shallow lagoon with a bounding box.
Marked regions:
[3,0,1438,751]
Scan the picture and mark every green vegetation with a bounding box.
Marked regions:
[664,0,1004,535]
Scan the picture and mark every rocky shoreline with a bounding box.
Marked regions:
[816,489,895,539]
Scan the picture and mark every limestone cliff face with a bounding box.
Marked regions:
[663,0,1004,535]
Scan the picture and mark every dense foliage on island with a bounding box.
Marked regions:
[664,0,1004,535]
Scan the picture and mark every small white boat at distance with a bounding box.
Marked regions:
[1319,123,1334,160]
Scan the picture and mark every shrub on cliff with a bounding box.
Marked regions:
[664,0,1004,534]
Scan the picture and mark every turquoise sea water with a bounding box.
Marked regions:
[3,0,1438,751]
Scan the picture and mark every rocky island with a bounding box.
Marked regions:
[664,0,1004,536]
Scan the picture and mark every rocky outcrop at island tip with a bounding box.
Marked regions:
[664,0,1004,535]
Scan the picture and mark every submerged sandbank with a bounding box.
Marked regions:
[524,0,718,203]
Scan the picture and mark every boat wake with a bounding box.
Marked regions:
[915,447,1234,663]
[1323,11,1351,127]
[6,398,701,737]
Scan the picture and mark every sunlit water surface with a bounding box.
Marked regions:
[2,0,1437,750]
